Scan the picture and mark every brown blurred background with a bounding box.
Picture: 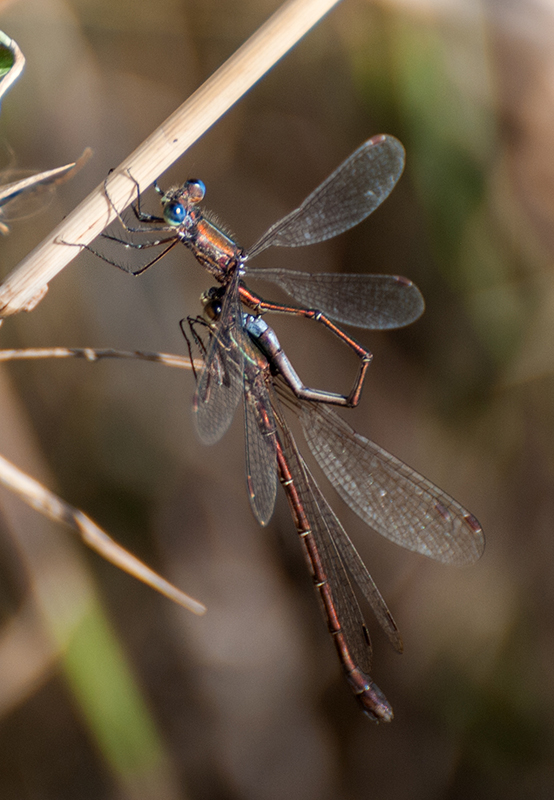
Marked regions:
[0,0,552,797]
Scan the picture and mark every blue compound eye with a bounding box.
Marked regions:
[164,201,187,226]
[185,179,205,204]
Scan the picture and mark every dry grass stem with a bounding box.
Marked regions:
[0,0,342,320]
[0,346,202,372]
[0,451,206,616]
[0,344,205,612]
[0,148,92,207]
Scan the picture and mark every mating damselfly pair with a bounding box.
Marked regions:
[71,135,484,720]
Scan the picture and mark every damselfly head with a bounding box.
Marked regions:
[200,286,225,322]
[183,179,206,204]
[162,179,205,228]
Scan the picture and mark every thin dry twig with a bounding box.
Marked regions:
[0,148,93,236]
[0,451,206,615]
[0,149,92,208]
[0,345,205,614]
[0,0,343,320]
[0,345,202,372]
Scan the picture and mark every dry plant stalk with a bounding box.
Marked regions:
[0,148,92,206]
[0,449,206,616]
[0,0,342,320]
[0,346,206,614]
[0,148,93,236]
[0,346,201,371]
[0,343,210,605]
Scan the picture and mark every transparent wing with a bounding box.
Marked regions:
[280,420,382,672]
[300,403,484,566]
[247,135,405,258]
[313,485,403,653]
[194,274,244,444]
[245,269,425,330]
[243,359,278,526]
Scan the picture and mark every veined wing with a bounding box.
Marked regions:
[300,403,484,566]
[243,353,278,526]
[314,485,403,653]
[193,273,244,445]
[247,135,405,258]
[279,420,397,671]
[245,269,425,330]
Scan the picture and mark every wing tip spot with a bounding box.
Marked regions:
[463,512,483,537]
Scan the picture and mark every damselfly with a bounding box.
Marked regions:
[78,135,424,406]
[185,286,484,720]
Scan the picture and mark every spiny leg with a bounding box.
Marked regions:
[240,284,372,407]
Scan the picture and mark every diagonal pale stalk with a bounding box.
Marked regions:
[0,450,206,615]
[0,148,93,236]
[0,0,343,320]
[0,341,206,615]
[0,148,93,208]
[0,347,205,612]
[0,348,203,610]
